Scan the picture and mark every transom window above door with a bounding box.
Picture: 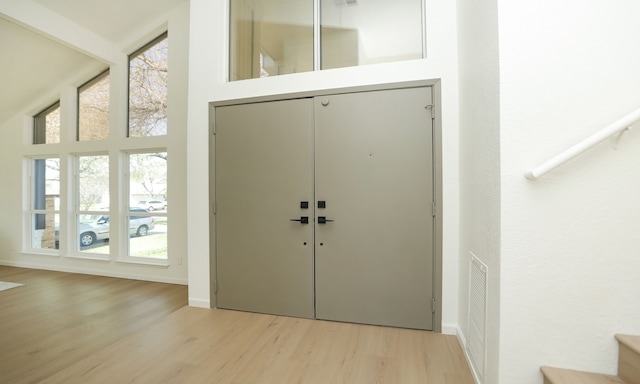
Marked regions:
[229,0,425,81]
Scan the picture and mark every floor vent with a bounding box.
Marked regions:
[468,252,488,383]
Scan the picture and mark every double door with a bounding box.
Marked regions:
[214,86,434,330]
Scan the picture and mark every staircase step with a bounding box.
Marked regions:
[541,366,625,384]
[616,334,640,384]
[616,334,640,355]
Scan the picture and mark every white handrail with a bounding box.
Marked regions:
[525,107,640,179]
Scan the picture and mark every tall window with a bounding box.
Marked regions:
[76,155,110,254]
[78,70,110,141]
[128,33,168,137]
[30,158,60,250]
[34,102,61,144]
[128,152,168,259]
[229,0,425,80]
[26,31,173,267]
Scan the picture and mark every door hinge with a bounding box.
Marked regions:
[212,201,216,214]
[432,201,436,217]
[211,122,216,135]
[214,280,218,294]
[426,104,435,119]
[431,298,436,313]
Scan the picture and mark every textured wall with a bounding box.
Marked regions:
[457,0,501,382]
[498,1,640,382]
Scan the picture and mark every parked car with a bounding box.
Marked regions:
[136,200,166,211]
[76,208,155,247]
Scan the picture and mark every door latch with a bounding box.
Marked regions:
[290,217,309,224]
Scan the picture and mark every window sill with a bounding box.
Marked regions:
[64,253,111,262]
[115,258,170,268]
[20,250,60,257]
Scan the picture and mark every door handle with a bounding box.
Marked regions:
[290,216,309,224]
[317,216,334,224]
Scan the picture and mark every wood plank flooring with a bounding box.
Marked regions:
[0,266,188,384]
[0,266,474,384]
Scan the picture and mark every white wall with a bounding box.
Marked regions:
[457,0,501,382]
[186,0,462,330]
[0,3,190,285]
[498,1,640,382]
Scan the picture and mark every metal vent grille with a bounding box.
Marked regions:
[468,253,487,383]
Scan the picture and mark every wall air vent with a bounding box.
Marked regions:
[468,252,488,383]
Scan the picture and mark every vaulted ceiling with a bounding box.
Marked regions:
[0,0,186,124]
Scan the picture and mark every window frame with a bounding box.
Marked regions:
[123,150,169,262]
[27,156,61,253]
[127,32,169,138]
[23,29,173,268]
[77,69,111,142]
[228,0,427,81]
[33,101,61,144]
[73,153,111,257]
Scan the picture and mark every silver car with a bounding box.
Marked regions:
[136,200,166,211]
[77,208,155,246]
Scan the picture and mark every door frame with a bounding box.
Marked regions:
[208,79,443,332]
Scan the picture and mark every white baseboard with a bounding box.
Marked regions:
[442,323,458,335]
[456,325,467,347]
[0,259,188,285]
[456,325,481,384]
[189,298,211,308]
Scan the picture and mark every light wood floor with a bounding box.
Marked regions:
[0,266,474,384]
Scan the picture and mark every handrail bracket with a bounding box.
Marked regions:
[611,127,632,150]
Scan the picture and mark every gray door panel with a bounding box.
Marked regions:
[215,98,315,319]
[314,88,434,330]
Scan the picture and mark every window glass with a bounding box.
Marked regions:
[128,214,167,259]
[78,70,110,141]
[31,158,60,250]
[229,0,425,79]
[321,0,424,70]
[128,152,167,259]
[230,0,313,80]
[77,155,110,254]
[128,33,168,137]
[34,102,61,144]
